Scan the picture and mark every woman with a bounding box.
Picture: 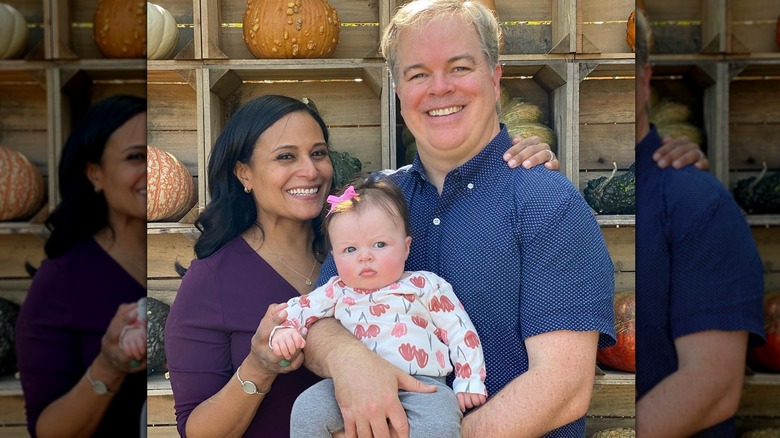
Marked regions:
[15,95,148,438]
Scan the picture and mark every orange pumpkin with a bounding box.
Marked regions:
[147,146,195,222]
[597,291,636,373]
[0,147,45,221]
[242,0,340,59]
[627,11,636,53]
[93,0,146,58]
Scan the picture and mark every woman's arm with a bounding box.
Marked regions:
[33,302,143,438]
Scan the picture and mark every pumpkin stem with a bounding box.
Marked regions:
[595,162,619,197]
[746,161,768,196]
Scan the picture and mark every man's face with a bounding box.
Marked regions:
[394,15,502,168]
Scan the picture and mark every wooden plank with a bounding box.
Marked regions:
[148,393,177,425]
[147,82,199,131]
[148,425,181,437]
[579,124,635,171]
[0,234,46,279]
[602,226,635,273]
[0,394,26,425]
[730,0,780,54]
[580,78,635,124]
[147,131,200,176]
[147,233,197,279]
[739,373,780,417]
[588,371,635,417]
[0,426,29,437]
[0,84,48,133]
[0,279,31,305]
[752,227,780,274]
[730,80,780,124]
[579,0,634,54]
[729,125,780,171]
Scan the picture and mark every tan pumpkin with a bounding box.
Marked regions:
[93,0,146,58]
[0,3,29,59]
[627,10,636,53]
[147,2,178,60]
[242,0,340,59]
[0,147,45,221]
[147,146,195,222]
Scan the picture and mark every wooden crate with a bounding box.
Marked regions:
[730,0,780,55]
[201,0,382,60]
[644,0,706,54]
[147,68,202,220]
[579,0,635,55]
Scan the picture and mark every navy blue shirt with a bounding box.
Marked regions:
[319,125,616,437]
[635,126,765,436]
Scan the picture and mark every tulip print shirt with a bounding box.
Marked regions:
[283,270,487,396]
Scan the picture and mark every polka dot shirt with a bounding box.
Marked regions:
[635,126,765,436]
[319,125,616,437]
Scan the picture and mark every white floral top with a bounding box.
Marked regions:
[284,270,487,395]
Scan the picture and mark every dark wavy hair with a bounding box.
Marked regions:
[192,95,331,261]
[44,95,147,259]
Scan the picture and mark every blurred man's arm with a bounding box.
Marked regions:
[636,330,748,437]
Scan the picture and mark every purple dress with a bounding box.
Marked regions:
[165,236,321,437]
[15,237,146,438]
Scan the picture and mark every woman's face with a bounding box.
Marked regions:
[87,112,148,222]
[238,111,334,224]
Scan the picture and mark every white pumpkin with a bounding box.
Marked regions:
[0,3,29,59]
[147,2,178,60]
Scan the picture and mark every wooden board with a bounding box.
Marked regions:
[753,227,780,274]
[730,0,780,54]
[147,80,200,175]
[643,0,704,54]
[602,226,635,273]
[0,82,48,176]
[580,0,635,54]
[0,234,45,279]
[0,394,25,426]
[147,233,197,279]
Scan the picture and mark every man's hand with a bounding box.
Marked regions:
[503,135,559,170]
[332,352,437,438]
[653,135,709,170]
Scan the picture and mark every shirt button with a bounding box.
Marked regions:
[433,218,441,225]
[467,183,474,189]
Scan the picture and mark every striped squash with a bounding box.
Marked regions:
[146,146,194,222]
[0,147,45,221]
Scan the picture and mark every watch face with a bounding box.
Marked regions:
[242,380,257,394]
[93,380,109,395]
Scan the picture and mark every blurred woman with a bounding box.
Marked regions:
[16,95,148,438]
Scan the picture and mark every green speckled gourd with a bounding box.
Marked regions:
[330,150,362,191]
[734,164,780,214]
[583,163,636,214]
[0,297,19,375]
[147,297,170,376]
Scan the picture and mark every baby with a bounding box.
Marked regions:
[119,297,147,365]
[271,178,486,438]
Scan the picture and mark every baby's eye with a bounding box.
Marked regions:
[374,242,386,248]
[345,246,356,253]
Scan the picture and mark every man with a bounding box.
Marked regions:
[634,8,765,437]
[302,2,615,437]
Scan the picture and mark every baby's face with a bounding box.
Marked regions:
[329,204,411,290]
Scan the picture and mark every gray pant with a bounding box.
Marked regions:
[290,376,462,438]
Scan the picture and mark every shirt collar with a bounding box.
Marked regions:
[408,124,511,185]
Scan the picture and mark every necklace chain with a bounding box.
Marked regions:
[262,240,317,287]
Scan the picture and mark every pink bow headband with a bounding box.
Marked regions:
[326,185,359,216]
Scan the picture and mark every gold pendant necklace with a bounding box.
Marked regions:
[263,241,317,286]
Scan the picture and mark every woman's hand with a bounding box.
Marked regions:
[502,135,560,170]
[98,302,147,376]
[653,135,709,170]
[247,303,305,375]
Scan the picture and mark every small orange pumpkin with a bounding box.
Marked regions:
[147,146,195,222]
[242,0,340,59]
[93,0,146,58]
[627,10,636,53]
[597,291,636,373]
[0,147,45,221]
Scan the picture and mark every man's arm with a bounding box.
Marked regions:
[636,330,748,437]
[460,330,599,438]
[303,318,436,438]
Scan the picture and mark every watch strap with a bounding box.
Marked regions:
[236,366,271,395]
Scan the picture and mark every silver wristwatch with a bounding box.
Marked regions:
[86,366,113,395]
[236,366,271,395]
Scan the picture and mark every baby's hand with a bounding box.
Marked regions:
[456,392,487,412]
[270,326,306,360]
